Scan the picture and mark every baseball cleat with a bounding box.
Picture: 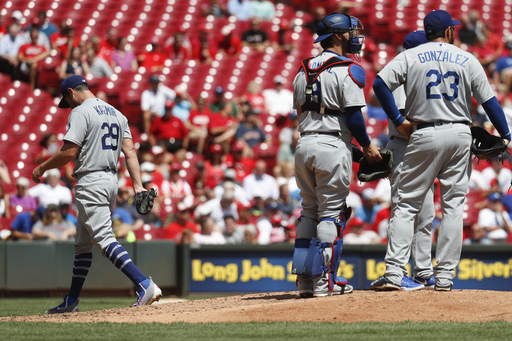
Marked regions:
[133,277,162,307]
[435,283,453,291]
[413,275,435,289]
[401,276,425,291]
[299,289,314,298]
[370,276,401,291]
[45,295,79,314]
[297,275,314,298]
[313,284,354,297]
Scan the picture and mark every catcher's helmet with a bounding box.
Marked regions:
[314,13,364,55]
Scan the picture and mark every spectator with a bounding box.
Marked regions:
[227,0,253,21]
[204,143,227,190]
[141,74,176,132]
[209,102,239,149]
[172,85,196,123]
[243,159,279,200]
[59,199,77,226]
[8,177,37,213]
[268,214,286,243]
[336,1,358,15]
[164,203,199,243]
[0,183,9,219]
[191,28,217,64]
[201,0,229,17]
[186,95,211,155]
[10,208,42,240]
[223,140,255,182]
[242,18,270,53]
[0,15,7,39]
[167,31,190,64]
[195,190,238,231]
[34,133,60,164]
[10,10,23,26]
[0,23,24,80]
[277,130,299,164]
[472,23,504,73]
[209,86,234,113]
[262,75,293,116]
[275,19,296,53]
[22,22,51,51]
[137,37,167,73]
[0,159,12,186]
[252,0,275,21]
[27,10,58,41]
[463,223,492,245]
[493,36,512,95]
[111,37,138,71]
[58,46,90,80]
[50,22,79,59]
[255,200,282,244]
[213,169,250,205]
[481,156,512,194]
[85,48,113,78]
[217,25,242,56]
[456,13,477,46]
[279,110,299,145]
[344,217,382,244]
[355,188,382,225]
[304,7,326,34]
[149,100,189,153]
[115,187,144,230]
[96,27,118,65]
[223,215,246,244]
[28,168,72,208]
[477,192,512,244]
[194,216,226,244]
[234,110,267,148]
[32,204,76,241]
[242,80,267,114]
[250,189,266,217]
[277,183,294,216]
[161,163,194,208]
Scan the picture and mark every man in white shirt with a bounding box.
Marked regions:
[28,168,72,208]
[243,159,279,200]
[262,75,294,116]
[140,74,176,132]
[478,192,512,243]
[0,23,25,80]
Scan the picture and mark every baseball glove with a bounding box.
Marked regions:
[135,188,158,215]
[357,148,394,182]
[351,144,364,163]
[471,126,508,160]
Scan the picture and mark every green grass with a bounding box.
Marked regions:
[1,299,512,341]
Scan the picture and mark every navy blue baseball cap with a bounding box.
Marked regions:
[424,10,460,36]
[58,75,88,108]
[403,30,428,49]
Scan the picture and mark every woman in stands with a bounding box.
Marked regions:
[58,46,90,79]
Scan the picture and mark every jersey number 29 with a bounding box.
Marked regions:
[426,70,459,101]
[101,122,119,151]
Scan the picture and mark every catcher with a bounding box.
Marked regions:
[33,75,161,314]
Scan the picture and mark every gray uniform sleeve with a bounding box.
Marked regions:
[377,53,407,93]
[470,58,495,104]
[64,109,89,146]
[342,73,366,108]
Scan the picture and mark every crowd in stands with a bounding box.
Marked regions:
[1,1,512,246]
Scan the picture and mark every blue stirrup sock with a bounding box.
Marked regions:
[68,252,92,299]
[105,242,148,286]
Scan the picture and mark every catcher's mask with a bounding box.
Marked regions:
[314,13,365,56]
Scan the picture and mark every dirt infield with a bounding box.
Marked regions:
[3,290,512,323]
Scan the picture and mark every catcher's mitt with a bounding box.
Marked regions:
[357,148,394,182]
[351,144,364,163]
[135,188,158,215]
[471,126,507,160]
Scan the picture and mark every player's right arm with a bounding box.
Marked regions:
[122,137,145,194]
[32,141,79,183]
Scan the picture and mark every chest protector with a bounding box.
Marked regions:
[299,56,355,115]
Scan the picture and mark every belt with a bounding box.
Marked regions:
[300,132,340,137]
[417,121,469,129]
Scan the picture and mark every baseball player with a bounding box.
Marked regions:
[291,13,382,297]
[32,75,162,313]
[371,10,510,291]
[382,31,435,291]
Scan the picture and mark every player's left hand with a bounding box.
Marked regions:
[362,143,383,164]
[397,118,419,140]
[32,166,44,183]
